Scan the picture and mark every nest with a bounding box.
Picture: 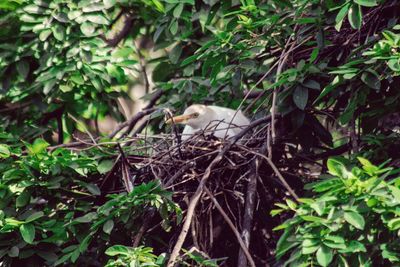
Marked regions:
[115,117,300,266]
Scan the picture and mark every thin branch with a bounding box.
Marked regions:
[109,90,163,139]
[109,108,156,138]
[239,147,299,201]
[68,113,98,146]
[134,39,151,93]
[237,143,268,267]
[204,186,256,267]
[167,116,271,267]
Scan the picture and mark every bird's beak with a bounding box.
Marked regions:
[165,114,195,125]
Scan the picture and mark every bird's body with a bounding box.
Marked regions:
[166,104,250,140]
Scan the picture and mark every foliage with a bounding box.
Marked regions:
[1,0,400,265]
[0,137,179,266]
[104,245,161,267]
[273,157,400,266]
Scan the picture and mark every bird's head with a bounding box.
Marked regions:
[165,104,212,129]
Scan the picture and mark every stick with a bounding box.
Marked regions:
[204,187,256,267]
[109,90,163,138]
[237,150,263,266]
[167,116,271,266]
[240,148,299,201]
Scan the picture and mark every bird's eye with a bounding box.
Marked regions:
[193,112,199,118]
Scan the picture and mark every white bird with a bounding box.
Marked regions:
[165,104,250,140]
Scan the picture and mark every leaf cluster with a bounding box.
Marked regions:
[273,157,400,266]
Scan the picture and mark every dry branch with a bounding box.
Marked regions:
[167,116,272,266]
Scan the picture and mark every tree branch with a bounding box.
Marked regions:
[167,116,271,266]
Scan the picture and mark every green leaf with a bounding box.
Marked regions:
[286,199,297,210]
[339,97,357,125]
[82,3,105,12]
[387,59,400,72]
[293,86,308,110]
[103,0,116,8]
[60,84,73,92]
[388,218,400,230]
[26,211,44,222]
[79,235,92,253]
[16,60,30,79]
[31,138,49,154]
[16,190,30,207]
[300,215,326,223]
[361,70,380,90]
[106,64,125,83]
[53,13,69,23]
[316,245,333,267]
[151,0,165,12]
[103,219,114,234]
[85,183,101,195]
[19,14,39,23]
[302,245,319,254]
[173,3,184,18]
[8,246,19,257]
[153,24,166,43]
[86,14,108,25]
[0,144,11,158]
[39,29,52,41]
[181,54,198,67]
[80,22,95,36]
[169,44,182,64]
[19,223,35,244]
[70,74,85,85]
[335,3,350,31]
[68,10,82,20]
[310,201,325,216]
[344,211,365,230]
[303,80,320,90]
[348,4,362,29]
[105,245,131,256]
[339,240,366,253]
[75,212,97,223]
[354,0,377,7]
[309,48,319,62]
[169,19,178,35]
[23,4,47,14]
[327,157,348,177]
[43,79,56,95]
[52,24,65,41]
[325,235,345,244]
[389,185,400,202]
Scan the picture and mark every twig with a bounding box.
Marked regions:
[68,113,98,146]
[109,90,163,139]
[135,40,151,94]
[241,148,299,201]
[164,162,195,188]
[349,116,359,153]
[100,154,121,190]
[109,108,156,138]
[117,144,134,192]
[167,116,271,267]
[133,211,154,247]
[163,109,184,159]
[237,143,267,267]
[204,186,256,267]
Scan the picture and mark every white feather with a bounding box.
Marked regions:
[179,105,250,140]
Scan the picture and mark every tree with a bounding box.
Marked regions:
[0,0,399,266]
